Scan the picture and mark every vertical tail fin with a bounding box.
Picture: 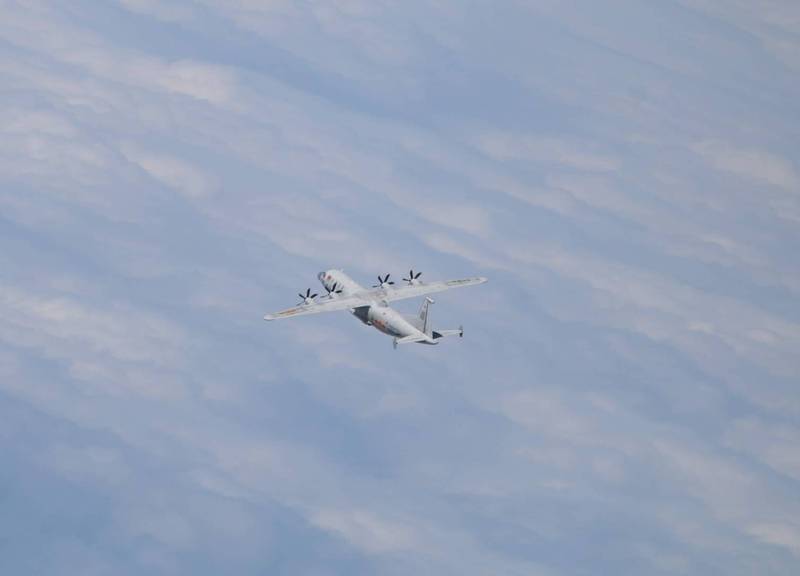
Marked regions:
[418,297,434,334]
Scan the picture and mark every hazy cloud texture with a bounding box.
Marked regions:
[1,1,799,574]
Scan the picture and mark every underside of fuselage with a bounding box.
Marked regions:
[351,303,418,339]
[351,303,463,347]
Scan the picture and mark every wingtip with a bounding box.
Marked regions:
[263,314,275,321]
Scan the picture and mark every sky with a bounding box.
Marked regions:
[1,0,800,574]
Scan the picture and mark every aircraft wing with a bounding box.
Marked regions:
[263,277,488,321]
[366,276,488,303]
[263,295,367,321]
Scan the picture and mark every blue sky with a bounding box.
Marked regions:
[1,1,800,574]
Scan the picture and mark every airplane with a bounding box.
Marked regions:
[263,269,488,348]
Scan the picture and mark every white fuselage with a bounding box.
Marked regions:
[317,269,434,343]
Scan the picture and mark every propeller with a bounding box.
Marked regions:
[297,287,318,305]
[402,269,423,285]
[372,273,395,288]
[325,282,343,298]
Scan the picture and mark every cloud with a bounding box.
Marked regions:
[2,1,800,574]
[43,444,130,486]
[413,201,492,237]
[309,508,417,554]
[691,140,800,191]
[0,285,184,364]
[2,4,238,105]
[506,243,800,383]
[725,418,800,482]
[155,60,238,104]
[64,50,238,105]
[0,284,189,400]
[649,438,800,559]
[477,133,619,172]
[499,388,600,443]
[121,145,217,199]
[117,0,197,23]
[675,0,800,72]
[747,523,800,558]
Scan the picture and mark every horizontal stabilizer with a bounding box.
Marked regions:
[392,334,437,349]
[432,325,464,339]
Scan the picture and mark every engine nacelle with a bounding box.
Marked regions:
[352,306,372,325]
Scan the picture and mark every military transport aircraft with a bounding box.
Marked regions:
[264,269,488,348]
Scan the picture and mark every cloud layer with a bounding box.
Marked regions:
[1,1,799,574]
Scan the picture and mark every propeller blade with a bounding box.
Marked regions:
[298,288,318,303]
[403,269,422,283]
[373,273,395,287]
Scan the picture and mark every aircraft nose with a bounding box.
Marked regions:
[317,271,326,282]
